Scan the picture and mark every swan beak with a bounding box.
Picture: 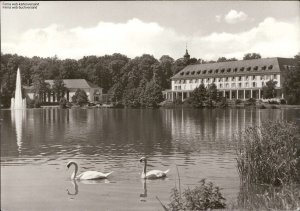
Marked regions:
[67,163,70,168]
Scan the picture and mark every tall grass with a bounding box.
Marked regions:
[236,120,300,185]
[238,183,300,210]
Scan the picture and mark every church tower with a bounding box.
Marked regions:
[183,44,190,63]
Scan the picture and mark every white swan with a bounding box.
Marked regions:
[139,157,169,179]
[67,161,113,180]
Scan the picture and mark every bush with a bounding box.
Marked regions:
[236,120,300,185]
[246,98,256,106]
[235,99,242,105]
[258,104,266,109]
[219,97,228,108]
[269,100,279,105]
[271,105,279,109]
[280,99,287,104]
[168,179,226,210]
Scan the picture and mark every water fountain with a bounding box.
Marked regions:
[11,68,26,109]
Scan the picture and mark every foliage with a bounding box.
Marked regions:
[72,89,88,106]
[52,79,68,101]
[190,84,207,108]
[236,120,300,185]
[238,184,300,210]
[262,80,277,99]
[282,54,300,105]
[235,99,242,105]
[245,98,256,106]
[59,97,68,109]
[219,97,228,108]
[243,53,262,60]
[217,57,238,62]
[168,179,226,210]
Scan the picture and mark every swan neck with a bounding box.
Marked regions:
[71,162,78,179]
[143,160,147,174]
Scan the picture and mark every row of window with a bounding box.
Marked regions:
[174,81,273,90]
[180,65,274,76]
[174,74,278,84]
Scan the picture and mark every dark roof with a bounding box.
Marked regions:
[45,79,101,89]
[171,57,296,79]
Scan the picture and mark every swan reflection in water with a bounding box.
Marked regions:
[67,179,111,197]
[140,179,147,202]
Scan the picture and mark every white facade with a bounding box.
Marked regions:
[163,57,297,101]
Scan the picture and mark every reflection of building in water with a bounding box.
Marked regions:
[11,110,26,153]
[163,109,283,142]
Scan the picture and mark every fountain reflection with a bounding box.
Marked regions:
[11,109,26,154]
[140,179,147,202]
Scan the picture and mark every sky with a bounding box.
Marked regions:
[1,1,299,60]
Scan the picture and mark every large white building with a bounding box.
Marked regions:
[163,57,297,101]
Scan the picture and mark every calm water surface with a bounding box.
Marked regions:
[1,108,299,210]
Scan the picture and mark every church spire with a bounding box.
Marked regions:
[184,43,190,60]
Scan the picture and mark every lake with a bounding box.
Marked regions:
[1,108,299,210]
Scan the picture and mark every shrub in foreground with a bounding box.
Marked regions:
[236,120,300,185]
[168,179,226,210]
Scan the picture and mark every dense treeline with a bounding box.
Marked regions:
[1,52,299,107]
[0,52,195,107]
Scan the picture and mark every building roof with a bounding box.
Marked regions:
[24,79,101,90]
[45,79,101,89]
[171,57,297,80]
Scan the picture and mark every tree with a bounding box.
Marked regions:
[217,57,238,62]
[72,89,88,106]
[262,80,277,99]
[139,80,163,107]
[52,79,68,101]
[243,53,262,60]
[207,83,218,102]
[190,84,207,108]
[282,53,300,104]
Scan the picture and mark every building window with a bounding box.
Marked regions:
[208,69,212,74]
[232,83,236,88]
[197,70,201,74]
[234,68,238,72]
[227,68,231,72]
[245,76,249,81]
[180,72,184,75]
[268,65,273,70]
[262,66,266,70]
[247,67,251,71]
[254,66,258,70]
[239,83,242,88]
[221,68,225,73]
[225,77,228,82]
[215,69,219,73]
[191,71,195,75]
[186,71,190,75]
[252,75,256,80]
[239,76,242,81]
[219,78,222,82]
[203,70,207,74]
[253,82,256,87]
[220,84,223,88]
[261,76,264,80]
[274,74,277,79]
[225,83,229,88]
[240,67,245,71]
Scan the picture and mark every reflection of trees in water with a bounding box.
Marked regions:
[1,108,298,157]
